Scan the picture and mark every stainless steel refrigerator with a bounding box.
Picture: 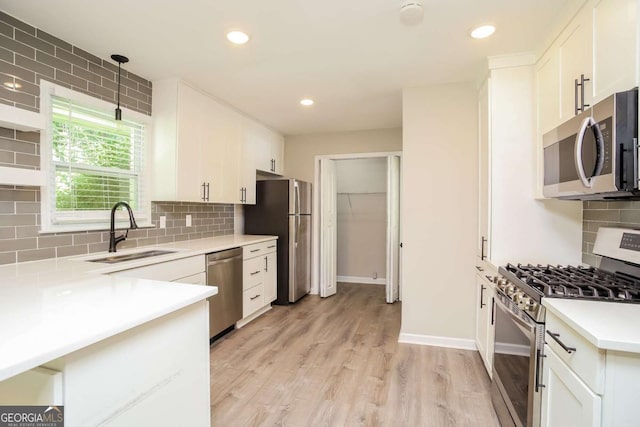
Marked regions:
[244,179,311,304]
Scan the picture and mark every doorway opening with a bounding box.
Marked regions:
[313,152,401,303]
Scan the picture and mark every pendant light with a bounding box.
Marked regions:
[110,54,129,121]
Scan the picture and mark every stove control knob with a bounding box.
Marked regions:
[506,286,517,297]
[513,291,525,303]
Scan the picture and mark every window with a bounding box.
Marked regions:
[40,81,151,232]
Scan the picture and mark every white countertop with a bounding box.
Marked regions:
[543,298,640,353]
[0,234,277,381]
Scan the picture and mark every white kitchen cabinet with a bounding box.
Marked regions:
[49,302,210,427]
[244,119,285,176]
[592,0,639,103]
[478,58,582,267]
[536,49,561,135]
[541,344,602,427]
[264,251,277,303]
[475,271,495,376]
[477,78,491,261]
[536,0,638,134]
[558,5,593,123]
[153,78,285,205]
[240,240,277,324]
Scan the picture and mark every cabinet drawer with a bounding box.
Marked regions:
[545,312,605,394]
[243,284,264,318]
[110,255,205,281]
[243,240,277,259]
[243,256,264,290]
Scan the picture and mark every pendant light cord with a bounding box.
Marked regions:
[116,61,121,111]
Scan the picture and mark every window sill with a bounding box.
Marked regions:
[39,222,155,235]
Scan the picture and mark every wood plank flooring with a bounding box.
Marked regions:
[210,283,499,427]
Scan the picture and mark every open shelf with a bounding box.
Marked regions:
[0,103,45,132]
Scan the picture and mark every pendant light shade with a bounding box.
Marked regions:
[110,54,129,121]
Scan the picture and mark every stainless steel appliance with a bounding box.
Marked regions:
[244,179,312,304]
[542,88,638,200]
[206,248,243,339]
[492,226,640,427]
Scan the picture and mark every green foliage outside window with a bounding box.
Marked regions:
[52,104,140,211]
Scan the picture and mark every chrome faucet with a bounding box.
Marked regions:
[109,201,138,253]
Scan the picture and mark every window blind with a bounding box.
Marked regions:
[49,95,148,225]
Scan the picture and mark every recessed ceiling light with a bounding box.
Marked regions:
[3,81,21,90]
[470,25,496,39]
[300,99,314,106]
[227,31,250,45]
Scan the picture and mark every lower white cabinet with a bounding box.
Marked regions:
[541,310,640,426]
[241,240,277,322]
[475,270,495,376]
[541,344,601,427]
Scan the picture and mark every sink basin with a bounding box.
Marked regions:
[87,250,177,264]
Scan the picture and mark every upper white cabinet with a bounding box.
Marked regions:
[592,0,639,101]
[152,78,285,205]
[477,78,491,261]
[478,57,582,267]
[245,119,285,176]
[537,0,638,133]
[558,5,593,123]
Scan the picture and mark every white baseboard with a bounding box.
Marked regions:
[337,275,386,285]
[495,342,530,357]
[398,333,477,351]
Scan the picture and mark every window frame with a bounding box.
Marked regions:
[40,80,153,233]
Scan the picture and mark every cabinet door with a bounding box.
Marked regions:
[537,49,561,134]
[264,252,277,303]
[200,96,229,203]
[176,84,205,202]
[477,79,491,261]
[219,110,243,204]
[541,345,602,427]
[558,6,593,123]
[592,0,638,102]
[271,133,285,175]
[475,274,492,374]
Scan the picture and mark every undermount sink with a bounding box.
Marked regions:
[87,250,177,264]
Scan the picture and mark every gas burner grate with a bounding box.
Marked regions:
[503,263,640,302]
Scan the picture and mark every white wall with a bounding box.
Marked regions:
[400,83,478,345]
[335,158,387,280]
[284,128,402,184]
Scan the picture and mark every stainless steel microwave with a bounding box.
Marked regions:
[543,88,638,200]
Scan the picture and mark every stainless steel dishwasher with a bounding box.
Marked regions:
[206,248,243,340]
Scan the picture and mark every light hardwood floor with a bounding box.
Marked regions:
[210,283,499,426]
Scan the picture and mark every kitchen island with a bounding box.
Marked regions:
[0,234,276,427]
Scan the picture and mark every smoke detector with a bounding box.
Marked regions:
[400,1,424,26]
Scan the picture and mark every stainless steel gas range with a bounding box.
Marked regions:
[491,227,640,427]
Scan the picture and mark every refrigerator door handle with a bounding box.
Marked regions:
[295,182,301,215]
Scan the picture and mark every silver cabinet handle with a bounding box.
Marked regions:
[579,74,590,111]
[267,245,276,249]
[485,275,493,282]
[250,294,261,300]
[546,331,577,354]
[480,285,486,308]
[250,249,260,253]
[264,256,268,272]
[206,182,210,201]
[574,78,580,115]
[201,182,207,201]
[481,236,487,260]
[475,266,484,271]
[251,270,260,276]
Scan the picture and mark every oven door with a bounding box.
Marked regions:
[491,293,544,427]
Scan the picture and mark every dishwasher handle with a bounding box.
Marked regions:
[206,247,243,264]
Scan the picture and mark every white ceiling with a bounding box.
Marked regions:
[1,0,577,135]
